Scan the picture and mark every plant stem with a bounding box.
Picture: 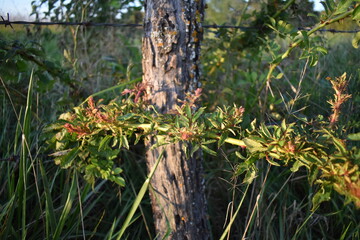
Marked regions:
[128,124,246,147]
[272,0,296,19]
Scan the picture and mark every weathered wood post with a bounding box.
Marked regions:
[142,0,210,239]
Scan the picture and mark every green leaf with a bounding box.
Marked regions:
[185,104,192,119]
[269,17,276,26]
[275,72,284,79]
[249,119,257,132]
[309,55,319,67]
[243,138,267,153]
[347,132,360,141]
[321,0,334,14]
[55,147,80,169]
[260,122,271,138]
[16,60,28,71]
[190,144,200,157]
[208,118,219,129]
[109,176,125,187]
[281,119,287,131]
[243,166,257,184]
[268,152,281,159]
[121,135,130,149]
[332,137,347,155]
[235,151,246,160]
[201,145,217,156]
[113,167,123,175]
[301,31,309,46]
[353,5,360,20]
[218,132,228,148]
[134,133,142,145]
[104,149,120,161]
[202,139,217,145]
[250,136,267,143]
[308,165,319,185]
[334,0,353,15]
[193,107,206,122]
[235,162,248,176]
[99,135,112,151]
[265,156,280,166]
[307,13,319,18]
[290,160,305,172]
[352,32,360,49]
[315,46,328,55]
[152,135,169,148]
[311,185,332,211]
[174,105,183,115]
[274,126,282,138]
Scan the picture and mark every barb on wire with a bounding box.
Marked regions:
[1,13,360,33]
[1,13,14,29]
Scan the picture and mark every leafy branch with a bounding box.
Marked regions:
[47,74,360,209]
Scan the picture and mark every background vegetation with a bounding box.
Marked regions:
[1,0,359,239]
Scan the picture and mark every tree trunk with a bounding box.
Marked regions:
[142,0,210,239]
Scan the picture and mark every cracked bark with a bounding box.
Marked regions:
[142,0,210,239]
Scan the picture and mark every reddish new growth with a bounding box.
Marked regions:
[64,123,89,138]
[285,141,296,153]
[346,181,360,208]
[327,73,351,128]
[86,97,113,123]
[121,82,148,103]
[178,88,202,109]
[180,130,194,141]
[234,106,245,118]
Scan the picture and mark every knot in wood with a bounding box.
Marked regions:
[153,12,178,55]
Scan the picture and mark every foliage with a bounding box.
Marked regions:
[0,38,71,85]
[48,72,360,209]
[1,0,360,239]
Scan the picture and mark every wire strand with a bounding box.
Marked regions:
[1,14,359,33]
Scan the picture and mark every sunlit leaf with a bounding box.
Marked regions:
[243,137,267,153]
[311,185,332,211]
[290,160,305,172]
[352,32,360,49]
[55,146,80,169]
[218,132,228,148]
[99,135,112,151]
[353,4,360,20]
[235,151,246,160]
[201,145,217,156]
[348,132,360,141]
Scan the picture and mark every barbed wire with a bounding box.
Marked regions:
[1,13,360,33]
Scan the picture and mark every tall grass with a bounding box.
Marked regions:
[0,61,152,239]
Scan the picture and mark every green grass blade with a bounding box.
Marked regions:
[115,150,164,240]
[39,160,57,238]
[18,69,34,239]
[53,171,78,240]
[80,78,142,105]
[291,207,318,240]
[107,218,117,240]
[219,183,250,240]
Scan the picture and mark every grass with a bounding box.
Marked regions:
[1,13,359,240]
